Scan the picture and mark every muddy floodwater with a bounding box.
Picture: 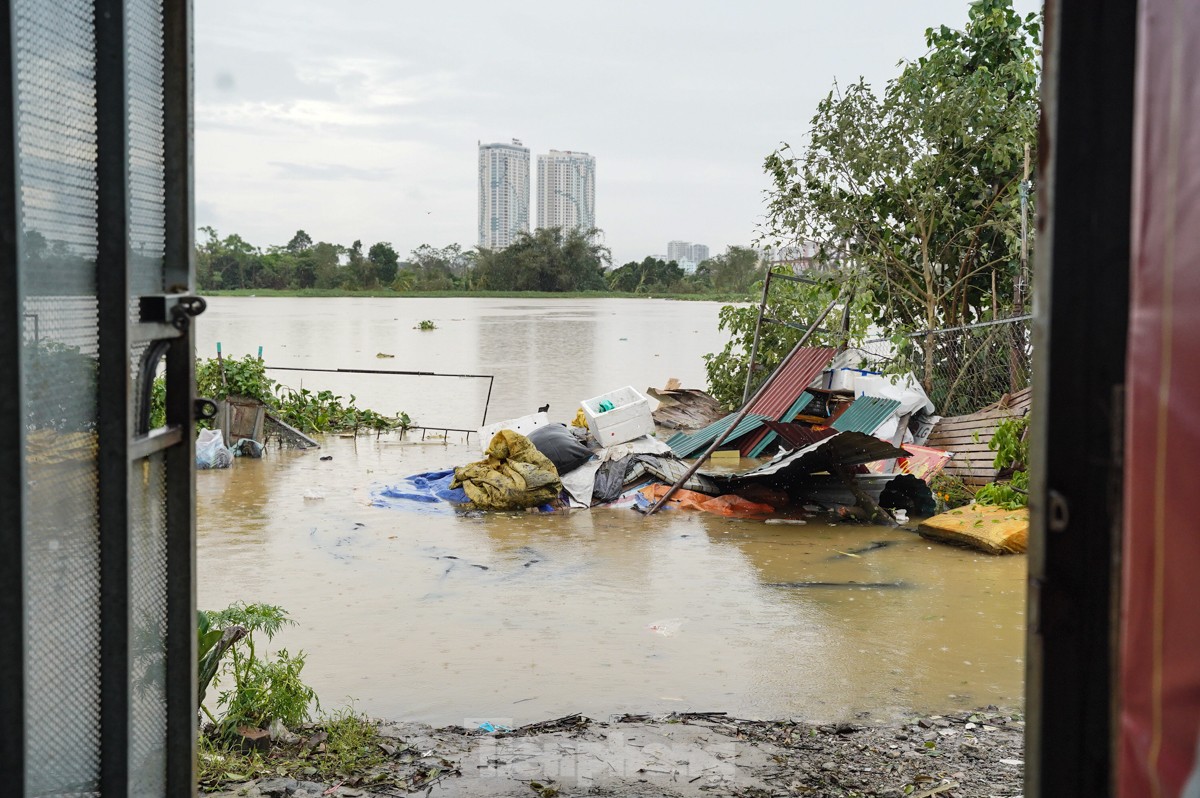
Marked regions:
[196,297,1026,727]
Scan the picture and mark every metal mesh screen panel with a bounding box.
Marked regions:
[129,452,168,795]
[127,0,169,790]
[14,0,102,791]
[128,0,165,295]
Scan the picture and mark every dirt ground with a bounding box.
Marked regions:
[211,708,1025,798]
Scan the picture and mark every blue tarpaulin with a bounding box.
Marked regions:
[370,469,470,513]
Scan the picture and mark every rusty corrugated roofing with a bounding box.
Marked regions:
[830,395,902,435]
[747,391,814,458]
[747,347,837,418]
[758,420,838,451]
[737,347,836,455]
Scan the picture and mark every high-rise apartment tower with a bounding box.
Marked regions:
[537,150,596,234]
[478,140,530,249]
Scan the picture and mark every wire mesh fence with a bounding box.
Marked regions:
[848,315,1032,417]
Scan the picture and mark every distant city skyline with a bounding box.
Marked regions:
[667,240,709,271]
[195,0,1041,266]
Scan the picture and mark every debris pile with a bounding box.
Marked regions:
[369,347,1032,550]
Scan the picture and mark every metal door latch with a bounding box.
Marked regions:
[138,294,207,331]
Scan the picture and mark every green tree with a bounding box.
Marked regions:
[285,229,313,253]
[407,243,471,290]
[755,0,1040,393]
[473,227,609,292]
[368,241,400,286]
[702,246,763,294]
[607,256,684,293]
[311,241,343,288]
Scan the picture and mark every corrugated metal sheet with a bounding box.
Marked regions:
[738,347,836,455]
[758,420,838,451]
[721,431,908,484]
[747,391,814,458]
[865,443,954,481]
[747,347,836,418]
[667,412,773,458]
[830,396,902,434]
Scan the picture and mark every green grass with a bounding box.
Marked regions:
[197,710,405,793]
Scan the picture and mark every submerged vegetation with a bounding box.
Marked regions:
[151,354,410,434]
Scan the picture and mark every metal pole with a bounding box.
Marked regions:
[644,294,841,518]
[482,375,494,427]
[1019,142,1030,313]
[741,271,773,406]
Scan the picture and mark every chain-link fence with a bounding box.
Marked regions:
[846,315,1032,417]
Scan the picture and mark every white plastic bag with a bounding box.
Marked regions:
[196,429,233,469]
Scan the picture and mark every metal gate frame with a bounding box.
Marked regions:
[0,0,197,793]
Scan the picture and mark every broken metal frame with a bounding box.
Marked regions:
[265,365,496,427]
[742,269,854,405]
[644,292,843,518]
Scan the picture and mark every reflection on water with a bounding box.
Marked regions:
[195,297,728,429]
[197,298,1025,726]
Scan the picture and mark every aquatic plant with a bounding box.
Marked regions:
[148,354,412,434]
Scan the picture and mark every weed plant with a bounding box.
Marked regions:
[149,354,411,433]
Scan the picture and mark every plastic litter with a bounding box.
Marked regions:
[233,438,264,458]
[598,399,615,412]
[370,469,470,513]
[638,484,776,518]
[477,721,513,733]
[195,429,232,470]
[528,424,593,475]
[647,618,685,637]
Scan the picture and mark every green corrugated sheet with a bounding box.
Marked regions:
[830,395,902,435]
[747,391,814,458]
[667,412,773,458]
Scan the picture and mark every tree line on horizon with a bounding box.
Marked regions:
[195,225,765,296]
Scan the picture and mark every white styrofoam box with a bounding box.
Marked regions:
[477,411,549,453]
[823,367,881,392]
[581,385,655,446]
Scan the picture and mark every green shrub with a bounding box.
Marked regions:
[200,602,319,739]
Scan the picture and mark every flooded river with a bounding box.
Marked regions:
[196,297,1026,726]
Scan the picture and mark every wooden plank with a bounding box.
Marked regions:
[932,416,1019,432]
[929,443,995,452]
[928,431,998,442]
[926,436,993,448]
[934,409,1024,427]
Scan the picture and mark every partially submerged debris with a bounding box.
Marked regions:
[919,504,1029,554]
[646,378,726,431]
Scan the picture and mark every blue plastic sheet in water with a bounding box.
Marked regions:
[371,469,470,513]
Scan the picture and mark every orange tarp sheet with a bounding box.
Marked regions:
[640,484,776,518]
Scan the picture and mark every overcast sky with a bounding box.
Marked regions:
[195,1,1040,266]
